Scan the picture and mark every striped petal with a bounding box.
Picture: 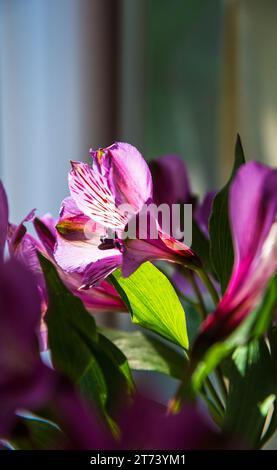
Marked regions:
[69,161,127,230]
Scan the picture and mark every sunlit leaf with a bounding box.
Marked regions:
[110,262,188,349]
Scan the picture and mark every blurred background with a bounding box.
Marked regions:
[1,0,277,448]
[1,0,277,223]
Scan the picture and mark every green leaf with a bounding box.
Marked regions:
[39,254,134,430]
[110,262,188,349]
[223,338,275,446]
[101,328,187,379]
[191,220,213,275]
[209,135,245,293]
[9,416,65,450]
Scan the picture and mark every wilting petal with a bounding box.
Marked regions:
[8,220,47,305]
[69,161,127,230]
[0,181,8,261]
[34,212,57,257]
[90,142,153,213]
[150,154,192,207]
[194,162,277,352]
[34,216,56,255]
[195,190,216,237]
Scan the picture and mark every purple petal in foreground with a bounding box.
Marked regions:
[0,181,8,261]
[195,190,216,237]
[150,154,192,207]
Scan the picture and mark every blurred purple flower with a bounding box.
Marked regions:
[149,154,193,207]
[0,181,8,262]
[149,157,217,299]
[194,190,216,238]
[115,394,233,450]
[194,162,277,354]
[0,258,107,449]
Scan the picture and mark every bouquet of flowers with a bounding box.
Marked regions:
[0,137,276,450]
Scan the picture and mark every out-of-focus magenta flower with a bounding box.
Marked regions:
[194,162,277,355]
[114,394,233,450]
[0,181,8,262]
[0,258,106,449]
[149,154,194,207]
[148,157,217,298]
[57,142,200,288]
[194,190,216,238]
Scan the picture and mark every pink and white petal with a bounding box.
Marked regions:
[76,282,126,313]
[121,238,173,278]
[54,232,120,274]
[80,254,122,288]
[103,142,153,212]
[59,196,83,218]
[69,161,127,230]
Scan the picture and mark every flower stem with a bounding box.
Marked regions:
[196,268,220,306]
[204,376,225,417]
[214,367,228,402]
[187,270,207,321]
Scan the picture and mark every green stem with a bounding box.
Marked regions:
[205,376,225,417]
[196,268,220,306]
[214,368,228,402]
[187,270,207,321]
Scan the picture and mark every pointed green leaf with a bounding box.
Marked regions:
[223,339,275,446]
[209,135,245,293]
[9,416,65,450]
[110,262,188,349]
[102,328,188,379]
[39,254,134,430]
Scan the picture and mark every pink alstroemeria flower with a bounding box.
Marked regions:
[55,142,200,289]
[193,161,277,356]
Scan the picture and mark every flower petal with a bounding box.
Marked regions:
[80,254,122,288]
[193,162,277,353]
[150,154,192,206]
[230,162,277,265]
[195,190,216,237]
[91,142,153,212]
[0,181,8,261]
[69,161,127,230]
[54,232,119,275]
